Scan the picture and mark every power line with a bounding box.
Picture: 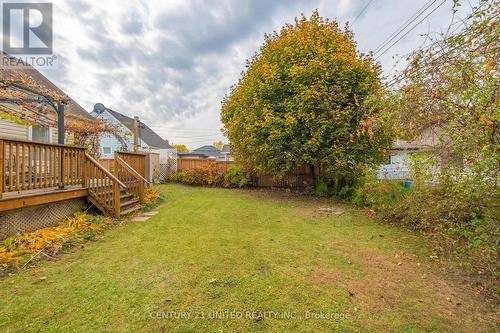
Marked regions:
[352,0,375,24]
[383,0,496,89]
[373,0,439,55]
[375,0,448,60]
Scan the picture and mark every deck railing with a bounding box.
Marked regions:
[114,152,149,203]
[85,153,126,217]
[0,138,86,198]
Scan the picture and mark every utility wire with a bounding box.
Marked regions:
[382,2,495,89]
[373,0,439,55]
[375,0,448,60]
[352,0,375,24]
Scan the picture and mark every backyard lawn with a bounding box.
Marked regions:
[0,184,497,332]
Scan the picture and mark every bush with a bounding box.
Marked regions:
[313,175,360,199]
[143,186,164,212]
[223,166,251,188]
[383,180,499,277]
[174,163,251,188]
[352,174,409,210]
[353,170,499,285]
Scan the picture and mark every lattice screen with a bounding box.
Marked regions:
[0,198,86,239]
[158,149,177,182]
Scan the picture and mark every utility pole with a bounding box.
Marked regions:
[134,116,139,153]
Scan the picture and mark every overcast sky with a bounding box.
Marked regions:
[37,0,477,148]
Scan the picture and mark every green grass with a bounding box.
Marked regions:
[0,184,496,332]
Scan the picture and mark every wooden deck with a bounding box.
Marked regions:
[0,186,89,212]
[1,138,149,217]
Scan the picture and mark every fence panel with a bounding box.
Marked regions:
[177,159,233,173]
[116,151,146,178]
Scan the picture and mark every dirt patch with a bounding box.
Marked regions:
[310,266,345,286]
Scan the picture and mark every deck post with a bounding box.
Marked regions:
[139,177,145,204]
[82,152,87,188]
[59,147,65,189]
[57,104,65,145]
[114,152,120,179]
[0,140,4,199]
[113,181,120,218]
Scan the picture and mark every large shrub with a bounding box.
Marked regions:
[174,164,251,188]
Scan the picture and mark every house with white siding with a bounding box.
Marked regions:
[90,103,174,162]
[377,128,438,180]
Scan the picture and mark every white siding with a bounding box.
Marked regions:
[91,109,151,158]
[0,118,29,140]
[377,150,411,180]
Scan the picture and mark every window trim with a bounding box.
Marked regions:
[102,146,113,155]
[28,125,53,143]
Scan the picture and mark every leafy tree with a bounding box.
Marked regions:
[221,11,393,187]
[172,144,189,152]
[213,140,225,150]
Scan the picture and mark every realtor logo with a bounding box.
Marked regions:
[2,2,53,55]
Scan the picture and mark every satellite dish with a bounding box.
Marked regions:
[93,103,106,114]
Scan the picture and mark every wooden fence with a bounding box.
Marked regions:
[252,164,316,188]
[176,158,316,188]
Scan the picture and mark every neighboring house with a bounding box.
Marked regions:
[191,145,222,159]
[377,128,438,180]
[219,144,233,161]
[377,140,422,180]
[178,144,233,161]
[90,103,174,162]
[178,152,209,159]
[0,55,94,143]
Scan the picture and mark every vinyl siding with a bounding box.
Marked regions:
[91,110,150,158]
[0,118,29,140]
[377,150,411,180]
[0,118,75,145]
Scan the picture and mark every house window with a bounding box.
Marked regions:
[102,147,112,155]
[31,125,50,143]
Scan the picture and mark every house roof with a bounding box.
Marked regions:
[193,145,221,157]
[0,53,92,120]
[178,152,209,158]
[221,144,230,153]
[93,103,172,149]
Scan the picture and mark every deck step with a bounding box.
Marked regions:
[120,198,140,210]
[120,193,134,200]
[120,205,142,216]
